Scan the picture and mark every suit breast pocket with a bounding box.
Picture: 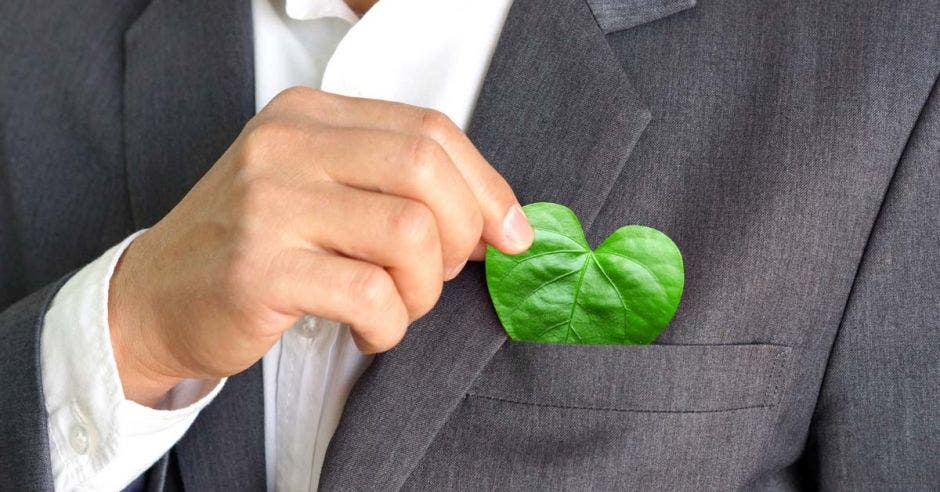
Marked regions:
[468,341,792,413]
[407,342,794,490]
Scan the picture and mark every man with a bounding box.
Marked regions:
[1,0,937,490]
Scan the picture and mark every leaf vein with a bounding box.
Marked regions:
[594,251,670,300]
[493,249,587,286]
[591,255,651,344]
[535,228,588,249]
[533,319,569,338]
[503,269,582,321]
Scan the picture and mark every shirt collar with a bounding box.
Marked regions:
[284,0,359,23]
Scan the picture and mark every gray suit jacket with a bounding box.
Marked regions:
[1,0,937,490]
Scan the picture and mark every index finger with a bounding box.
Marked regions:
[279,89,535,256]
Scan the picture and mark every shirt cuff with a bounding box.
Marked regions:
[40,230,227,491]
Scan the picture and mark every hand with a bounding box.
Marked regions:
[108,87,533,406]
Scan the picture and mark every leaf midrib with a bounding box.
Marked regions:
[563,255,592,343]
[507,247,668,344]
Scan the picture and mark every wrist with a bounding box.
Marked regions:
[108,233,184,407]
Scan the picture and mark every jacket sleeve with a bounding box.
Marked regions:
[803,75,940,489]
[0,234,225,491]
[0,279,63,490]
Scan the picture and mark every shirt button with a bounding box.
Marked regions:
[69,424,89,455]
[296,315,319,338]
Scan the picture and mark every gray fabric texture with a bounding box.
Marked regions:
[803,70,940,491]
[0,281,64,490]
[1,0,938,490]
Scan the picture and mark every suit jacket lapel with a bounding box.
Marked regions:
[320,0,693,489]
[467,0,651,232]
[471,0,699,231]
[123,1,265,489]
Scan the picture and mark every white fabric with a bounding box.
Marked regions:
[40,0,512,490]
[285,0,358,23]
[41,232,225,491]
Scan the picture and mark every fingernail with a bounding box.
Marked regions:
[445,259,467,280]
[502,204,533,251]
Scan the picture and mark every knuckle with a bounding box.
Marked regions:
[389,201,436,250]
[273,86,321,106]
[270,87,336,120]
[349,266,397,314]
[380,323,408,351]
[418,109,458,140]
[349,271,410,354]
[240,120,295,167]
[362,313,409,354]
[403,137,445,185]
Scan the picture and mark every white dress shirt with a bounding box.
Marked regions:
[40,0,512,490]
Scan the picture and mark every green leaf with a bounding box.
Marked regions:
[485,202,684,345]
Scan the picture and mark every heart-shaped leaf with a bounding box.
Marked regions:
[485,202,684,345]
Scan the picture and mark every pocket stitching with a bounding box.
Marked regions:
[470,343,793,413]
[465,392,776,414]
